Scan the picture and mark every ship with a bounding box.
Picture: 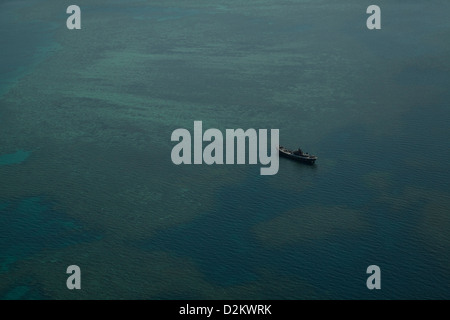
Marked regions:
[278,146,317,165]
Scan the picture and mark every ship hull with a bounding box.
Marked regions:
[279,149,317,165]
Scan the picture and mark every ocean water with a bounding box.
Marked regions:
[0,0,449,299]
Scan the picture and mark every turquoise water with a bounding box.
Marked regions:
[0,0,449,299]
[0,150,31,166]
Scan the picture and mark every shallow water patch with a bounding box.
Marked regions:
[0,150,31,166]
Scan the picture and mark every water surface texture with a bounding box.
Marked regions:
[0,0,449,299]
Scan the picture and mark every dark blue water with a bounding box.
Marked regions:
[139,118,449,299]
[0,196,100,299]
